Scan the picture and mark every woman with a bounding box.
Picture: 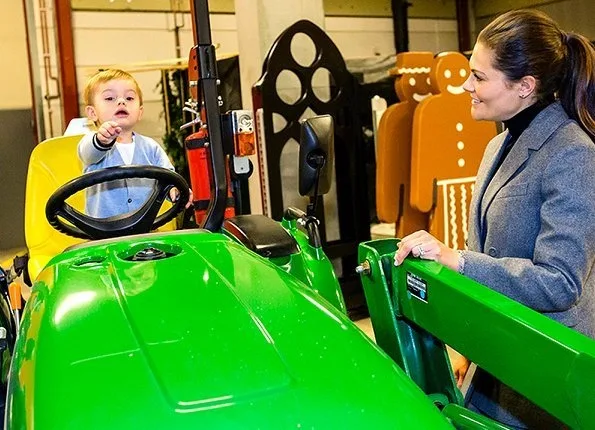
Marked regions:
[394,9,595,429]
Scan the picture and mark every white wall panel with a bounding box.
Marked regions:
[0,0,33,109]
[325,17,395,58]
[33,10,458,140]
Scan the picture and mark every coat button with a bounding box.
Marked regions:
[488,247,497,257]
[127,198,132,203]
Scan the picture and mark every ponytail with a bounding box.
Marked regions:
[479,10,595,141]
[559,32,595,140]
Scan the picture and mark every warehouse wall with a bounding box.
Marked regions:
[36,7,458,142]
[0,0,36,250]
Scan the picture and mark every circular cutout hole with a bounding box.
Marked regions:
[272,112,288,133]
[311,67,333,103]
[291,32,317,67]
[276,70,302,105]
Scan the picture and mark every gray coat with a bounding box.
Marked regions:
[464,102,595,428]
[465,101,595,337]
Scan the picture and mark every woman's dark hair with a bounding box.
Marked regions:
[478,9,595,140]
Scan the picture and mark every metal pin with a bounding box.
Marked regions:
[355,260,371,276]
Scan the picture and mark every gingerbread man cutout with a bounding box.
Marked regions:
[376,52,433,237]
[411,51,497,249]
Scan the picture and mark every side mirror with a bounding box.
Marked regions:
[298,114,334,197]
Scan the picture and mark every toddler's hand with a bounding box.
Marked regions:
[169,187,194,209]
[186,188,194,209]
[96,121,121,146]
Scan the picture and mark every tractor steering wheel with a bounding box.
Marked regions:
[46,165,189,240]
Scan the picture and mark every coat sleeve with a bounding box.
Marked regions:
[463,139,595,313]
[77,132,114,166]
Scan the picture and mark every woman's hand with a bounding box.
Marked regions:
[394,230,460,270]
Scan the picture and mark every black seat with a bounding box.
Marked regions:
[223,215,299,258]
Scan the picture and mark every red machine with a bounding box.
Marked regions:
[181,44,256,226]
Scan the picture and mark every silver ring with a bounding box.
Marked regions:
[417,245,425,258]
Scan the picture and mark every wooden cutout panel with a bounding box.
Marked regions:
[411,51,497,245]
[376,52,433,236]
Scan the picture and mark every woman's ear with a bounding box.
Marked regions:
[519,75,537,99]
[85,105,98,122]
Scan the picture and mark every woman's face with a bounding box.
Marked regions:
[462,42,526,122]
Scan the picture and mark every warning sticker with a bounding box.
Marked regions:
[406,272,428,303]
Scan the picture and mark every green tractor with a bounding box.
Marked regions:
[1,0,594,428]
[2,113,455,428]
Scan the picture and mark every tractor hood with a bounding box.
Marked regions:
[8,230,452,429]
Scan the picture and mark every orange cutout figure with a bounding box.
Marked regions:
[376,52,433,237]
[411,51,497,249]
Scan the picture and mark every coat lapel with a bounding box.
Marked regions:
[472,102,569,251]
[480,134,530,222]
[468,133,507,252]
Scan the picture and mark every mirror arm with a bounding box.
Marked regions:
[284,206,322,248]
[306,163,323,217]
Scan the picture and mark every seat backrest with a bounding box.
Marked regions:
[25,135,86,280]
[25,135,176,280]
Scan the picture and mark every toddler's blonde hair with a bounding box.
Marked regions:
[83,69,143,106]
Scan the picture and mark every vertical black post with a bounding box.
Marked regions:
[391,0,410,53]
[455,0,472,52]
[191,0,227,231]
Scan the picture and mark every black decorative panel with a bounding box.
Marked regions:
[253,20,370,309]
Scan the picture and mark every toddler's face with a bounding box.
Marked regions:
[88,78,143,130]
